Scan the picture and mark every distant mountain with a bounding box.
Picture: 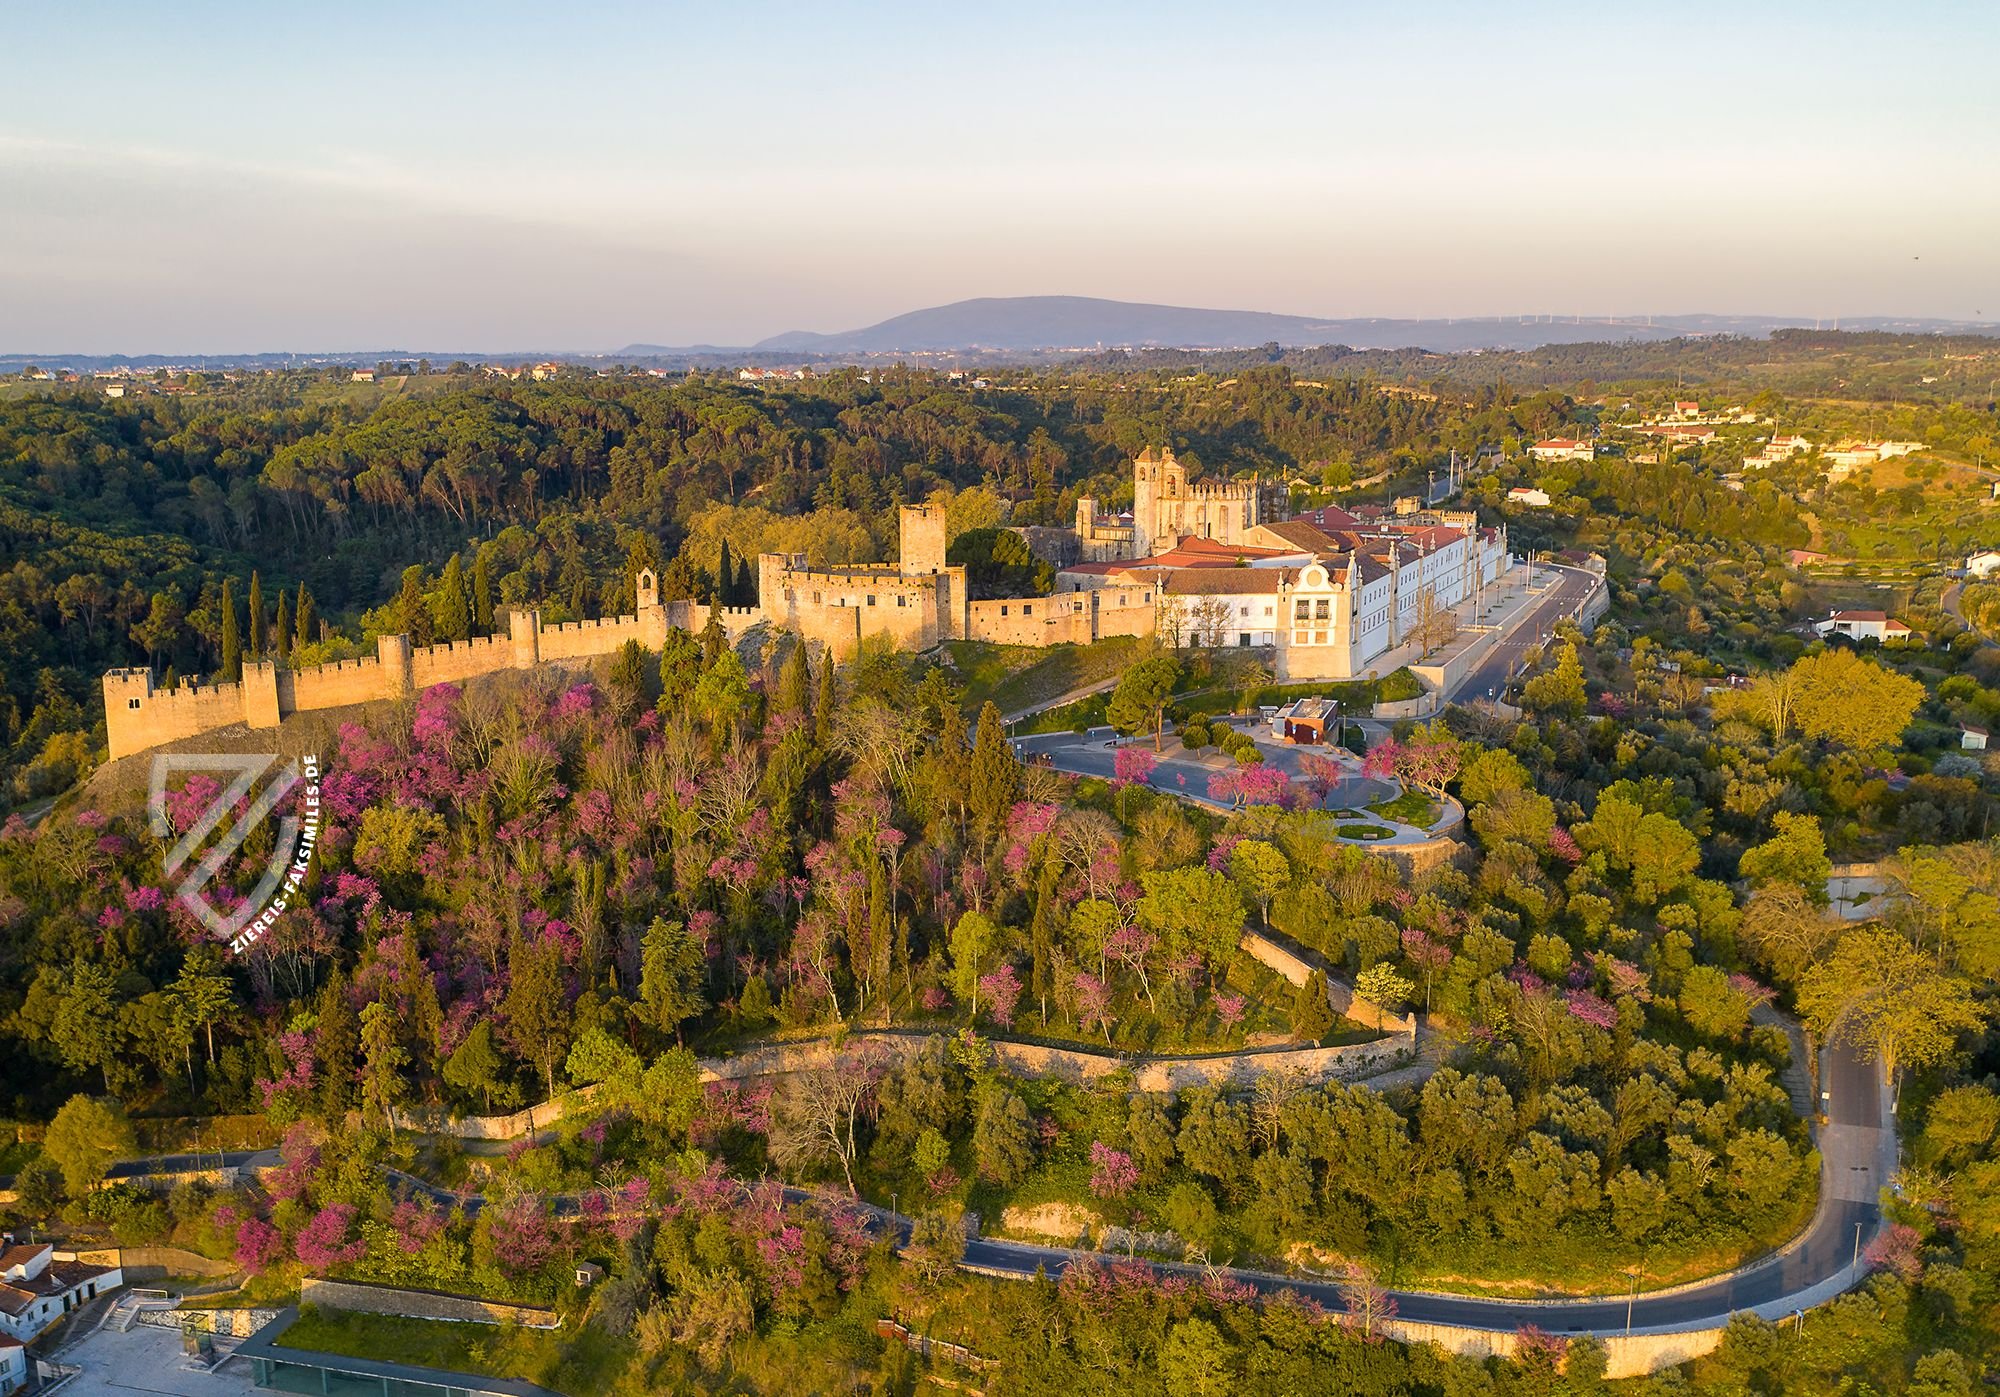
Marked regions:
[752,296,2000,355]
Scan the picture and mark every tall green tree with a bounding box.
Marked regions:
[1107,655,1182,751]
[472,547,495,634]
[294,583,317,653]
[969,702,1020,835]
[218,577,242,682]
[435,554,472,642]
[273,586,293,662]
[247,570,265,656]
[638,918,709,1045]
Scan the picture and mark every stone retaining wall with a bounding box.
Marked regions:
[139,1305,282,1338]
[1383,1318,1724,1380]
[62,1245,237,1280]
[300,1276,561,1329]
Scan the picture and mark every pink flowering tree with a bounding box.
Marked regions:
[1074,972,1114,1042]
[488,1192,557,1273]
[1088,1142,1139,1199]
[978,963,1023,1030]
[1864,1222,1924,1280]
[294,1202,365,1271]
[233,1216,285,1273]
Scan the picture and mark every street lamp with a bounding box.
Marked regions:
[1625,1269,1640,1335]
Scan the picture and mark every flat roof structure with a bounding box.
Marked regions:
[236,1310,565,1397]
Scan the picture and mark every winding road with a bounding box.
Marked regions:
[96,1037,1892,1343]
[1454,563,1602,706]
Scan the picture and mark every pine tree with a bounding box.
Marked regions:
[218,578,242,683]
[247,571,265,656]
[294,584,317,653]
[970,702,1021,837]
[436,555,472,642]
[273,588,293,663]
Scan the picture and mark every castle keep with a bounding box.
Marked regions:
[104,448,1515,760]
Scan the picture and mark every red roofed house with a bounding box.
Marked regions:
[1814,610,1913,643]
[0,1242,123,1342]
[1530,438,1595,462]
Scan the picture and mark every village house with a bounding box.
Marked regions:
[1814,610,1913,643]
[1966,550,2000,578]
[1506,487,1552,508]
[1962,726,1989,752]
[0,1335,24,1396]
[1529,438,1594,462]
[0,1242,123,1343]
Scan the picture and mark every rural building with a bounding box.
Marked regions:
[0,1243,122,1342]
[1965,550,2000,578]
[0,1336,25,1396]
[1962,726,1988,751]
[1529,438,1594,462]
[1814,610,1912,643]
[1506,487,1552,507]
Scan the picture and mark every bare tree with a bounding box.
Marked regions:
[1410,584,1457,658]
[767,1056,880,1194]
[1191,596,1232,649]
[1338,1259,1399,1340]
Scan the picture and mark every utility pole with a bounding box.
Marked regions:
[1626,1270,1640,1334]
[1853,1221,1864,1273]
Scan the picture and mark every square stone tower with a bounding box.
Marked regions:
[899,504,948,576]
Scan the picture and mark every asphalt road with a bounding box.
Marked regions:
[97,1037,1887,1340]
[1454,566,1602,705]
[956,1034,1888,1336]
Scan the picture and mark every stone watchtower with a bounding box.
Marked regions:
[1131,445,1187,557]
[899,504,948,576]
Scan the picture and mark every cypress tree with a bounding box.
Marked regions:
[273,588,293,663]
[736,554,757,607]
[218,578,242,683]
[778,640,812,714]
[1030,856,1058,1027]
[814,652,837,746]
[247,571,265,656]
[716,539,736,605]
[396,565,430,642]
[472,548,495,635]
[437,555,472,642]
[969,701,1020,837]
[700,603,726,668]
[294,584,317,653]
[315,969,359,1123]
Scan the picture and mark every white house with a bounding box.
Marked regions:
[1530,438,1594,462]
[0,1335,25,1396]
[1964,550,2000,578]
[1962,726,1989,752]
[349,369,375,383]
[1814,610,1912,643]
[0,1244,122,1343]
[1506,487,1552,508]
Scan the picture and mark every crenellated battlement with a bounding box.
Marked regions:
[104,595,767,761]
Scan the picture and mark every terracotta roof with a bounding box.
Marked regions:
[0,1246,49,1276]
[1299,504,1361,529]
[1161,568,1290,596]
[1534,438,1587,449]
[0,1257,116,1316]
[1249,520,1343,553]
[1829,609,1888,622]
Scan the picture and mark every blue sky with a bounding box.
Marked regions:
[4,0,1997,350]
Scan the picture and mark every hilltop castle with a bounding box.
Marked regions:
[103,448,1514,760]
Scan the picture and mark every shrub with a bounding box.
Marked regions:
[1181,724,1211,749]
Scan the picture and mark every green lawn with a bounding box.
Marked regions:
[1366,790,1440,826]
[1338,823,1396,840]
[280,1307,632,1397]
[945,636,1152,714]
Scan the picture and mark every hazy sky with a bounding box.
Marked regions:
[5,0,1998,351]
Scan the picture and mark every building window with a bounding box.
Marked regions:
[897,595,907,607]
[128,697,142,709]
[1295,601,1311,621]
[1238,633,1251,647]
[1293,630,1309,645]
[1315,631,1328,644]
[1264,606,1274,617]
[1315,600,1331,621]
[1023,604,1033,616]
[866,595,876,607]
[1000,605,1009,616]
[811,591,821,604]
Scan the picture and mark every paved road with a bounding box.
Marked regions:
[1454,566,1601,705]
[95,1038,1887,1340]
[958,1034,1890,1337]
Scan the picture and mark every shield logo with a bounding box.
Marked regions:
[148,753,302,942]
